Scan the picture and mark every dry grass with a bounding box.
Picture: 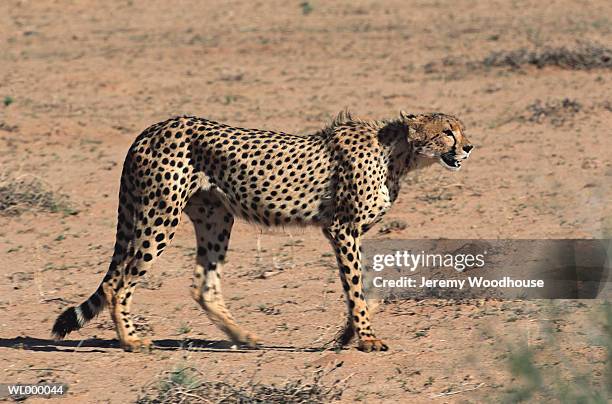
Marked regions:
[0,172,77,216]
[378,219,407,235]
[425,43,612,75]
[136,365,347,404]
[524,98,582,126]
[480,43,612,70]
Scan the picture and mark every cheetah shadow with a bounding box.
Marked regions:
[0,336,326,353]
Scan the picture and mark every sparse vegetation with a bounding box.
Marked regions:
[378,219,407,234]
[136,365,346,403]
[524,98,582,126]
[0,121,18,132]
[300,2,313,15]
[176,323,192,335]
[3,96,13,106]
[502,303,612,402]
[0,172,77,216]
[480,44,612,70]
[426,43,612,75]
[223,95,239,105]
[414,329,428,338]
[258,303,281,315]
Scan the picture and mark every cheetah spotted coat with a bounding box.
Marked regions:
[52,111,473,352]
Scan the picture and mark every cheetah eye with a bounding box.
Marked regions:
[443,129,454,137]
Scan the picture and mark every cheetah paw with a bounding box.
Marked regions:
[120,337,153,352]
[233,332,260,348]
[358,338,389,352]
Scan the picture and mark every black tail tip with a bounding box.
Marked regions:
[51,307,79,339]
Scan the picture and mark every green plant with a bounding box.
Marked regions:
[176,323,191,335]
[503,303,612,403]
[160,366,201,393]
[300,1,313,15]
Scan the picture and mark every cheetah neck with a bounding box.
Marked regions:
[377,122,421,202]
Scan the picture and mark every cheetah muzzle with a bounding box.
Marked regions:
[52,109,473,353]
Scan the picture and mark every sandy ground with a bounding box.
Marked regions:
[1,0,611,402]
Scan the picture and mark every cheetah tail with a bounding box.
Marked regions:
[51,285,106,339]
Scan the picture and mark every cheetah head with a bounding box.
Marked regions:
[400,111,474,171]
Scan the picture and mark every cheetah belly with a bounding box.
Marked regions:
[361,184,393,229]
[206,183,332,227]
[202,162,335,227]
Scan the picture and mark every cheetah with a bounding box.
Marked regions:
[52,110,473,352]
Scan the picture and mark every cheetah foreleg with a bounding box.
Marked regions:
[326,225,388,352]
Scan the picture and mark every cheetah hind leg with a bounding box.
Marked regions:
[101,200,184,352]
[184,193,259,348]
[102,279,152,352]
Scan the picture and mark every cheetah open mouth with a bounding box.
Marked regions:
[439,153,462,171]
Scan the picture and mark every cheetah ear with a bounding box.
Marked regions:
[399,110,417,121]
[400,110,418,138]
